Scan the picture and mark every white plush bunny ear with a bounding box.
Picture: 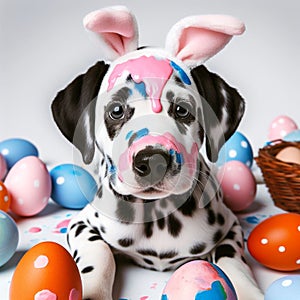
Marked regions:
[166,15,245,67]
[83,6,139,61]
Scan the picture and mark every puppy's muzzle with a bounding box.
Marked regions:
[133,148,171,186]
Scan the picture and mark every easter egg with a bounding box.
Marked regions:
[268,115,298,141]
[217,161,256,212]
[0,153,7,180]
[0,211,19,267]
[265,275,300,300]
[0,138,39,170]
[247,213,300,271]
[283,129,300,142]
[275,146,300,164]
[217,132,253,167]
[9,241,82,300]
[0,181,11,212]
[50,164,97,209]
[162,260,237,300]
[4,156,51,216]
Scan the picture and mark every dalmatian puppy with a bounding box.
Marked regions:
[51,6,264,300]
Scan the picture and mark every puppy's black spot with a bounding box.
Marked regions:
[155,210,165,230]
[214,244,236,263]
[137,249,158,257]
[225,230,236,240]
[167,214,182,237]
[100,226,106,234]
[118,238,134,247]
[88,235,102,241]
[190,242,207,255]
[116,199,135,224]
[178,196,197,217]
[237,241,243,248]
[159,250,178,259]
[217,213,225,226]
[72,249,78,259]
[207,209,216,225]
[213,229,223,244]
[81,266,94,274]
[144,221,154,238]
[143,258,154,265]
[75,224,87,237]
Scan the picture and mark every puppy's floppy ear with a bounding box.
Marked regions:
[191,65,245,162]
[51,61,109,164]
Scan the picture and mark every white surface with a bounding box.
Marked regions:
[1,0,300,299]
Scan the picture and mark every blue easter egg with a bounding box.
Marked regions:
[0,138,39,170]
[265,275,300,299]
[283,129,300,142]
[50,164,97,209]
[217,132,253,167]
[0,211,19,267]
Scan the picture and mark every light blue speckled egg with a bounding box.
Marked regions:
[265,275,300,299]
[283,129,300,142]
[50,164,97,209]
[0,211,19,267]
[217,132,253,167]
[0,138,38,170]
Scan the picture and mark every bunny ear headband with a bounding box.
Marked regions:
[83,5,245,66]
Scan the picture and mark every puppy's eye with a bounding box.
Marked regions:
[174,103,190,119]
[109,104,125,120]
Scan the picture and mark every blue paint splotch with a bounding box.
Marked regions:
[126,128,150,142]
[134,81,147,98]
[195,280,227,300]
[170,61,191,85]
[161,295,168,300]
[244,216,260,224]
[169,149,184,165]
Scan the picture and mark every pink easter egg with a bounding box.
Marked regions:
[217,161,256,212]
[4,156,51,216]
[268,115,298,141]
[162,260,237,300]
[0,153,7,180]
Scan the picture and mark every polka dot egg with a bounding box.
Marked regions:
[247,213,300,271]
[50,164,97,209]
[0,211,19,267]
[4,156,52,216]
[268,115,298,141]
[217,132,253,167]
[0,181,11,212]
[265,275,300,300]
[9,241,82,300]
[217,161,256,212]
[0,138,39,170]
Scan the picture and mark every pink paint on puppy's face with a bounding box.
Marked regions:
[107,56,173,113]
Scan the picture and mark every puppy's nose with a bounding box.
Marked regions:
[133,149,171,185]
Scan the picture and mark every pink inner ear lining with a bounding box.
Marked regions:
[177,27,232,62]
[101,32,126,55]
[83,10,136,38]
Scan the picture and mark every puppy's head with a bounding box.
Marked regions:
[51,6,245,200]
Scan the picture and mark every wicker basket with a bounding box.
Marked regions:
[255,140,300,213]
